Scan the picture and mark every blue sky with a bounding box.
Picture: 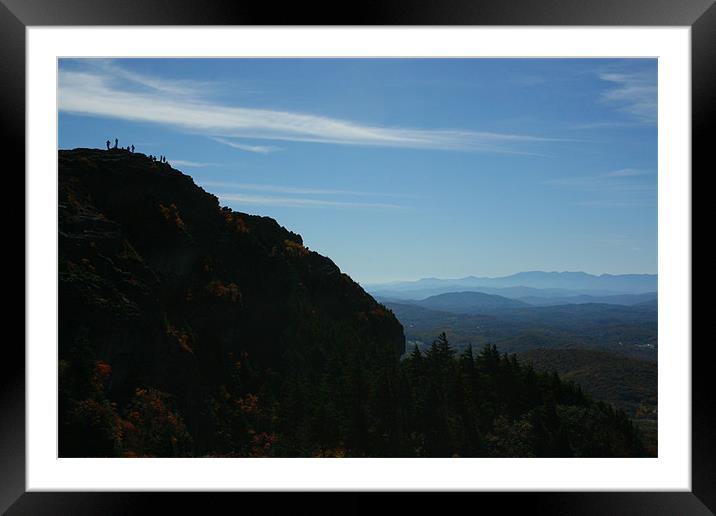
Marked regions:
[58,58,657,284]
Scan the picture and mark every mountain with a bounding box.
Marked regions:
[517,348,657,456]
[518,292,657,307]
[516,348,657,419]
[58,147,648,458]
[404,290,657,313]
[486,271,657,292]
[59,148,404,457]
[366,271,657,300]
[634,298,658,309]
[415,291,528,314]
[463,285,605,299]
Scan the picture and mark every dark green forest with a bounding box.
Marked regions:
[58,148,648,458]
[60,329,645,458]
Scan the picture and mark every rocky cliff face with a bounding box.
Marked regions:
[59,148,404,457]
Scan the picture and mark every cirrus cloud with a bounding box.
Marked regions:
[598,71,657,124]
[58,60,570,154]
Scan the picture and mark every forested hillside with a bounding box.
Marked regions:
[516,348,657,417]
[58,148,648,457]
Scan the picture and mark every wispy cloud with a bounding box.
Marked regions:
[545,177,654,192]
[598,71,657,124]
[217,193,406,210]
[546,169,655,191]
[58,60,569,154]
[90,59,215,97]
[571,121,642,130]
[211,137,279,154]
[172,159,219,168]
[603,168,652,178]
[200,180,417,198]
[546,168,656,208]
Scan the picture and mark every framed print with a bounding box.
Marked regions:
[3,0,712,513]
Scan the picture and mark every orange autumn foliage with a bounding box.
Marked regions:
[237,393,259,414]
[224,212,250,235]
[206,280,241,303]
[157,203,186,231]
[284,239,309,257]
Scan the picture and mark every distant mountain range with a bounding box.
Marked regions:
[413,291,529,313]
[518,292,657,307]
[366,271,657,304]
[393,290,658,314]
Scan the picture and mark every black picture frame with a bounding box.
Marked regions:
[3,0,712,513]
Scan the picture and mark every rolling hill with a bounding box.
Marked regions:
[518,292,657,306]
[415,291,529,314]
[516,348,657,418]
[366,271,657,301]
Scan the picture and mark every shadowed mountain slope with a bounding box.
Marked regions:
[58,148,648,458]
[59,148,404,457]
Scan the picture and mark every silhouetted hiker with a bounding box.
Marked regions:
[131,145,135,153]
[114,138,118,149]
[106,139,110,150]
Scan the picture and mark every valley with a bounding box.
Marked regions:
[374,281,658,453]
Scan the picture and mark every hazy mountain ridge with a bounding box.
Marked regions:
[413,291,529,314]
[518,292,657,307]
[386,290,658,313]
[366,271,657,302]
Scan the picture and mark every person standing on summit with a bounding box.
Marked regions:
[114,138,118,149]
[106,139,110,150]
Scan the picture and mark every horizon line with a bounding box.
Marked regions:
[360,270,658,286]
